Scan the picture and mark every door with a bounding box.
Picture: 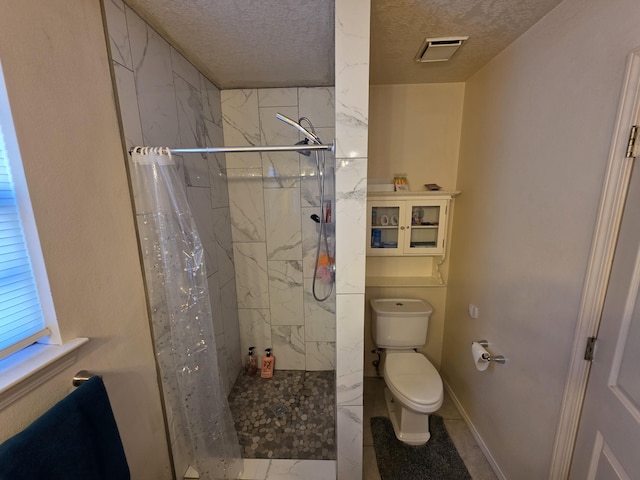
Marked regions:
[570,160,640,479]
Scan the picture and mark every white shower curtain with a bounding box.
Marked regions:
[129,147,241,479]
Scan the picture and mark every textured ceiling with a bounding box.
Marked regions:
[370,0,564,84]
[123,0,564,89]
[123,0,335,89]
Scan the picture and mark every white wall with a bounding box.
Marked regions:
[443,0,640,477]
[0,1,171,478]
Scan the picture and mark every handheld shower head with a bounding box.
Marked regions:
[275,112,333,301]
[276,112,322,145]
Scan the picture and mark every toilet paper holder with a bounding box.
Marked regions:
[472,340,506,364]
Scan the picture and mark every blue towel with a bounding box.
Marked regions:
[0,376,130,479]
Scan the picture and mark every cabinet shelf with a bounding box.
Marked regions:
[365,275,445,287]
[368,191,460,198]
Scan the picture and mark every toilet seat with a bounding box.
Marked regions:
[384,352,443,413]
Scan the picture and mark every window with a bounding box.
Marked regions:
[0,64,86,407]
[0,130,51,359]
[0,62,59,361]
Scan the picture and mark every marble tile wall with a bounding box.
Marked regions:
[221,87,336,372]
[334,0,371,479]
[103,1,242,475]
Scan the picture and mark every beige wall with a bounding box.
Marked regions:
[0,1,171,477]
[365,83,464,376]
[443,0,640,478]
[368,83,465,190]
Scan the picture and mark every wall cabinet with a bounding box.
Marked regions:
[367,193,453,257]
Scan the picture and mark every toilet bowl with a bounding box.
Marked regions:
[370,298,443,445]
[383,351,443,445]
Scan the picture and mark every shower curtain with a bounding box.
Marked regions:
[129,147,241,479]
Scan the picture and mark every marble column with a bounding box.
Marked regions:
[334,0,370,478]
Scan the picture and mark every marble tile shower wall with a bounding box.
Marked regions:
[221,87,336,372]
[104,0,242,397]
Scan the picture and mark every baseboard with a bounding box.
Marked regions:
[443,379,507,480]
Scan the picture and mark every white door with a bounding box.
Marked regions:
[570,159,640,479]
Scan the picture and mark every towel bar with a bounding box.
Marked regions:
[72,370,101,387]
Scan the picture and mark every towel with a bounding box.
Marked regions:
[0,376,130,480]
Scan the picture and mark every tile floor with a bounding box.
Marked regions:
[363,376,498,480]
[228,370,335,460]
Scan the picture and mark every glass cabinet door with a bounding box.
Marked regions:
[369,203,401,255]
[404,200,447,255]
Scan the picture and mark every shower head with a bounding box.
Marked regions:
[276,112,322,145]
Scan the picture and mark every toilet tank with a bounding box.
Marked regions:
[370,298,433,349]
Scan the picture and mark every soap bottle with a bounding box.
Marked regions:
[261,348,275,378]
[324,201,332,224]
[245,346,257,376]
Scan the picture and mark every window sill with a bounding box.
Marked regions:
[0,338,89,410]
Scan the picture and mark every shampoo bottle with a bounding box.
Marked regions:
[261,348,275,378]
[245,346,257,376]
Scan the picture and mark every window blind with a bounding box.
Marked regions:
[0,127,49,360]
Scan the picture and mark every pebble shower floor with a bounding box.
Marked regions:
[228,370,335,460]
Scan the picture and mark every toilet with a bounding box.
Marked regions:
[370,298,443,445]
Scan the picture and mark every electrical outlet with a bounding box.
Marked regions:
[468,304,479,319]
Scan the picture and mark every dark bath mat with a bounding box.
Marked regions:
[371,416,471,480]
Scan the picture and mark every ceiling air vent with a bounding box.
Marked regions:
[414,36,469,63]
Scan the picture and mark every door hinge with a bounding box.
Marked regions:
[626,125,638,158]
[584,336,597,361]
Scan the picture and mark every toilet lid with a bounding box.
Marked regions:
[384,353,443,410]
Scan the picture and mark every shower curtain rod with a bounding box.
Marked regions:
[131,143,334,155]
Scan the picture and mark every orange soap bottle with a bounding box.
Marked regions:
[261,348,275,378]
